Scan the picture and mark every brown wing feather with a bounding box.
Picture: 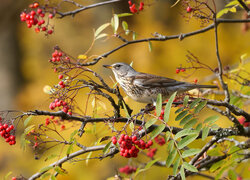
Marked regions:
[132,72,185,88]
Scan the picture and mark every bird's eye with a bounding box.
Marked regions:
[115,64,121,69]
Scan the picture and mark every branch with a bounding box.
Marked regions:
[57,0,122,18]
[78,18,250,66]
[237,0,250,15]
[213,15,231,112]
[28,144,107,179]
[23,110,250,138]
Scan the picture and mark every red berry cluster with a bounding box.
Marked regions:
[176,68,186,74]
[193,78,198,84]
[50,49,71,65]
[0,122,16,145]
[128,1,144,13]
[147,148,157,158]
[20,2,54,35]
[112,134,153,158]
[49,99,72,114]
[154,135,166,146]
[238,116,250,127]
[119,165,137,175]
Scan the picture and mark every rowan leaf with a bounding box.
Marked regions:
[194,100,207,113]
[164,92,177,122]
[183,162,198,172]
[189,98,201,109]
[166,148,177,167]
[182,149,201,158]
[156,93,162,117]
[150,124,165,139]
[175,110,188,121]
[177,134,198,149]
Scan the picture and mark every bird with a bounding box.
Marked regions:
[103,62,218,104]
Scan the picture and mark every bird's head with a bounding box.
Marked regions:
[103,62,136,77]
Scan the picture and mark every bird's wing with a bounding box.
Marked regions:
[132,73,185,88]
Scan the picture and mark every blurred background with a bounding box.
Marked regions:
[0,0,249,179]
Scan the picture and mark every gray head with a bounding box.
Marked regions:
[103,62,137,77]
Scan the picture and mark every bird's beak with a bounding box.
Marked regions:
[103,65,113,69]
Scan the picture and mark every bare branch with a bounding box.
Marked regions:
[28,144,107,180]
[57,0,122,18]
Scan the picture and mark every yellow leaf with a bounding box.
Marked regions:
[78,54,87,60]
[43,85,53,94]
[229,7,237,13]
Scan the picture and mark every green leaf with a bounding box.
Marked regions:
[24,125,35,134]
[179,114,193,126]
[54,166,65,175]
[40,173,51,179]
[4,171,12,180]
[166,148,177,168]
[183,95,189,107]
[129,122,134,132]
[40,166,53,173]
[202,126,210,141]
[70,130,78,141]
[132,32,137,40]
[195,123,202,131]
[24,116,32,127]
[156,93,162,117]
[175,107,184,114]
[189,98,201,109]
[66,143,74,156]
[204,115,219,124]
[210,160,224,172]
[177,134,198,149]
[117,13,133,17]
[164,92,177,122]
[165,131,171,142]
[228,169,237,180]
[228,146,241,154]
[103,141,112,154]
[50,175,56,180]
[145,118,157,129]
[94,23,110,38]
[180,165,186,180]
[134,158,160,177]
[45,154,58,161]
[194,100,207,113]
[122,21,128,31]
[173,156,180,176]
[20,133,28,151]
[111,14,119,34]
[148,41,152,52]
[183,162,198,172]
[150,124,165,139]
[182,149,201,158]
[175,110,188,121]
[183,118,198,129]
[144,158,159,169]
[86,151,92,165]
[207,146,223,156]
[167,139,174,153]
[174,129,197,140]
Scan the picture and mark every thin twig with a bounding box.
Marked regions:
[57,0,122,18]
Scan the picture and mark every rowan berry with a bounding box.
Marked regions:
[186,6,192,13]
